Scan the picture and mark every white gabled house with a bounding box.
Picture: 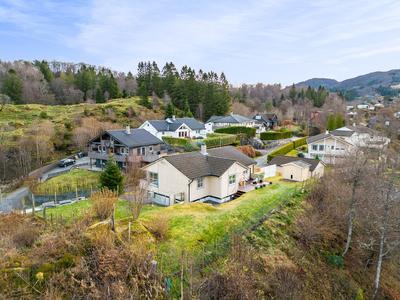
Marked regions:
[139,116,206,139]
[205,113,256,133]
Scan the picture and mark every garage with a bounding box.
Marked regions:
[281,161,311,182]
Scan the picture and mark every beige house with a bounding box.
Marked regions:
[282,161,311,182]
[268,155,325,178]
[142,145,250,206]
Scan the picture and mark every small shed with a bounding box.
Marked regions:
[281,160,311,182]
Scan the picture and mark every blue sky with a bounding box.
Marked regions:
[1,0,399,87]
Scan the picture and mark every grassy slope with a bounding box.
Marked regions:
[0,97,165,149]
[37,178,297,249]
[34,169,100,195]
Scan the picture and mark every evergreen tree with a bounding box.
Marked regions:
[335,113,344,129]
[326,113,336,131]
[35,60,53,82]
[99,155,124,193]
[265,100,272,111]
[280,94,285,102]
[289,83,297,104]
[95,87,103,103]
[1,69,23,104]
[184,99,193,117]
[345,91,350,101]
[165,101,176,119]
[273,98,277,107]
[138,82,152,109]
[108,73,121,99]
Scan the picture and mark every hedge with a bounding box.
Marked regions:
[202,134,237,147]
[215,126,256,137]
[162,136,191,147]
[260,130,292,140]
[267,136,309,162]
[293,137,308,148]
[163,134,237,148]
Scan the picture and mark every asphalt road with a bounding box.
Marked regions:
[0,187,28,214]
[0,156,91,214]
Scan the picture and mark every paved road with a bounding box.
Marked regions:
[0,187,28,214]
[0,156,91,214]
[255,145,281,167]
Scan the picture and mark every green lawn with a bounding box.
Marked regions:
[285,145,308,157]
[36,178,299,249]
[34,169,101,195]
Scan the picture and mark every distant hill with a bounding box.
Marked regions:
[296,69,400,96]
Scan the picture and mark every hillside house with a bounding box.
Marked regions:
[252,113,278,129]
[142,145,253,205]
[139,116,206,139]
[87,126,165,169]
[205,113,256,133]
[281,161,311,182]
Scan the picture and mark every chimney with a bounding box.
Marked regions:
[126,125,131,134]
[231,111,233,116]
[326,130,329,134]
[200,143,208,155]
[172,115,176,121]
[353,123,356,127]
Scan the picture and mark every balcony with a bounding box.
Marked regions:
[142,150,168,163]
[88,151,127,162]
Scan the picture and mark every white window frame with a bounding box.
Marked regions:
[120,147,125,155]
[149,145,153,152]
[197,177,205,189]
[149,172,158,187]
[319,145,325,151]
[141,147,146,155]
[229,174,236,185]
[312,145,318,151]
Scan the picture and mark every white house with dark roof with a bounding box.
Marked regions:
[252,113,278,129]
[139,116,206,139]
[142,145,253,206]
[87,126,165,169]
[205,113,256,133]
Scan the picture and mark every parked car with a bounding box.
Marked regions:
[58,158,75,167]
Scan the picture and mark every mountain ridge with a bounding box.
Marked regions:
[296,69,400,96]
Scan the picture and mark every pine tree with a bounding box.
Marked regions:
[280,94,285,102]
[35,60,53,82]
[165,101,176,119]
[265,100,272,111]
[273,98,277,107]
[95,87,103,103]
[99,155,124,193]
[108,73,121,99]
[138,82,152,109]
[335,113,344,129]
[1,69,23,104]
[184,99,194,117]
[345,91,350,101]
[326,113,336,131]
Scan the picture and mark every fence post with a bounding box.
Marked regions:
[43,206,46,221]
[181,250,184,300]
[55,191,57,206]
[60,214,63,226]
[71,207,74,224]
[293,185,297,198]
[215,238,218,260]
[50,213,53,225]
[128,222,131,245]
[32,194,35,216]
[75,186,78,201]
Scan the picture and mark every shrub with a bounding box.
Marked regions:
[232,141,240,146]
[14,227,36,248]
[215,126,256,136]
[279,127,286,132]
[260,130,292,140]
[326,255,344,268]
[146,214,169,241]
[202,134,237,148]
[254,150,264,157]
[293,130,300,135]
[162,136,190,147]
[238,145,256,158]
[91,188,119,221]
[39,111,48,119]
[267,143,294,161]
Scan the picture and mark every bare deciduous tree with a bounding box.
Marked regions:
[126,161,149,220]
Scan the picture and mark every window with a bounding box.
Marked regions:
[341,147,345,150]
[111,137,114,142]
[102,146,106,153]
[256,115,261,119]
[312,145,318,151]
[336,147,340,150]
[196,130,200,133]
[149,145,153,152]
[331,146,334,150]
[229,174,236,185]
[120,148,125,154]
[197,177,204,189]
[319,145,325,151]
[141,147,146,155]
[149,172,158,187]
[162,132,165,135]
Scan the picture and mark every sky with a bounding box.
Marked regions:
[0,0,399,87]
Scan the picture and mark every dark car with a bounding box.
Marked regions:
[58,158,75,168]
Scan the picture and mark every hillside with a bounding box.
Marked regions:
[296,69,400,96]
